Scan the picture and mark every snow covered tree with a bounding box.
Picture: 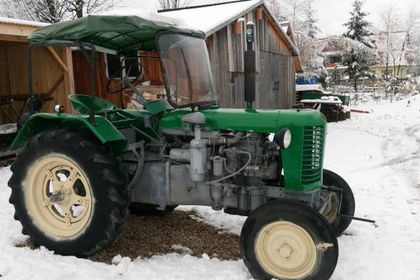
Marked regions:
[342,0,375,91]
[3,0,115,22]
[277,0,307,30]
[296,1,324,77]
[68,0,115,19]
[271,0,323,77]
[323,36,377,91]
[379,5,400,80]
[10,0,69,23]
[158,0,192,9]
[343,0,372,47]
[265,0,283,21]
[303,0,319,39]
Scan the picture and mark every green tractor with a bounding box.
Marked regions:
[8,15,357,280]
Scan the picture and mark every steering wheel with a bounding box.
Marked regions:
[106,61,143,94]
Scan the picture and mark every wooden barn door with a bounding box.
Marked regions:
[258,51,294,109]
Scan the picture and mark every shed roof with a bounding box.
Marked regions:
[0,17,49,42]
[159,0,299,56]
[0,17,48,28]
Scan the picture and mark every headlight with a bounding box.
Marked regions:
[274,128,292,149]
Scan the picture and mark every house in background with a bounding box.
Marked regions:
[370,31,416,80]
[322,32,416,85]
[159,0,302,109]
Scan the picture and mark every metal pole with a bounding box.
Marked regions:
[28,45,33,97]
[244,21,256,109]
[90,45,97,126]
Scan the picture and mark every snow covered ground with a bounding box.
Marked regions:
[1,96,420,279]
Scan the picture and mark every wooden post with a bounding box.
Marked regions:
[63,47,75,112]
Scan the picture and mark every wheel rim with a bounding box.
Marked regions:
[321,191,340,224]
[255,221,317,279]
[24,153,94,240]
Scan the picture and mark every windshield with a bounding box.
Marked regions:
[158,34,216,107]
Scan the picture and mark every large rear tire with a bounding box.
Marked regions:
[8,128,129,256]
[240,199,338,280]
[321,169,355,236]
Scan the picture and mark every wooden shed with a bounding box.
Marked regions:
[0,17,74,125]
[160,0,302,109]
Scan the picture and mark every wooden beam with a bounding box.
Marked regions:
[62,47,75,112]
[47,46,69,74]
[0,23,37,38]
[0,34,27,43]
[64,48,75,92]
[47,74,65,96]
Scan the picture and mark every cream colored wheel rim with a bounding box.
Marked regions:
[255,221,317,279]
[24,153,94,240]
[322,192,340,224]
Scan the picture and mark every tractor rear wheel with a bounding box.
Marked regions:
[321,169,355,236]
[240,199,338,280]
[8,128,129,256]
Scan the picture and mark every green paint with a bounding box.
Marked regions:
[160,107,326,191]
[11,113,127,154]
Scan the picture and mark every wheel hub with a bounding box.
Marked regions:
[321,191,340,223]
[255,221,317,279]
[24,153,94,239]
[278,243,293,259]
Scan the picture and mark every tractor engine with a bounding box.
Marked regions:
[163,120,284,213]
[169,132,281,184]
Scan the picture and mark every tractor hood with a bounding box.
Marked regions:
[159,108,326,133]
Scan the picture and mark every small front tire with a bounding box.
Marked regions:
[321,169,355,236]
[240,199,338,280]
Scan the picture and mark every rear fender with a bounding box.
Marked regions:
[10,113,127,155]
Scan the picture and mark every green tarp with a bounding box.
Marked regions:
[28,15,204,53]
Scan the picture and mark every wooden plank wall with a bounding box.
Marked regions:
[0,42,71,124]
[208,5,296,109]
[72,51,123,107]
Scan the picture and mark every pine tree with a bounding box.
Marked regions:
[343,0,372,47]
[342,0,374,91]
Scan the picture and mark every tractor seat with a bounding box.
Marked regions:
[68,94,115,115]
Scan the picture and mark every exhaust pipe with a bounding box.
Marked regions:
[244,21,256,109]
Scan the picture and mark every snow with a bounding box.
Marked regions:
[99,7,190,30]
[1,96,420,279]
[158,0,261,36]
[0,17,48,27]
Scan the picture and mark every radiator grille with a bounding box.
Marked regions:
[301,126,324,184]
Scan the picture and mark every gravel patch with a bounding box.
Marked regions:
[17,210,241,263]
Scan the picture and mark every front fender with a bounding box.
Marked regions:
[10,113,127,155]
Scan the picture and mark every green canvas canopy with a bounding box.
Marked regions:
[28,14,204,54]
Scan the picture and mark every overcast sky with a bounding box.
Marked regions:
[119,0,419,36]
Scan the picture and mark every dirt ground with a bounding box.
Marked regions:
[18,210,241,264]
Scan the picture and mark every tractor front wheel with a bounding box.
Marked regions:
[321,169,355,236]
[8,129,129,256]
[240,199,338,280]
